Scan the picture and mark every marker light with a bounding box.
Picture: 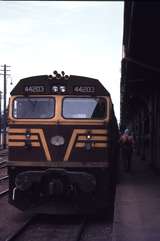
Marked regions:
[52,86,58,92]
[59,86,66,93]
[87,135,91,140]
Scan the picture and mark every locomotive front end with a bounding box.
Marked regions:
[7,73,119,214]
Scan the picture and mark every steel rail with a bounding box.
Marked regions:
[75,218,87,241]
[0,160,6,164]
[0,153,8,156]
[0,188,9,197]
[5,215,37,241]
[0,164,7,169]
[0,175,8,182]
[0,160,7,169]
[4,215,88,241]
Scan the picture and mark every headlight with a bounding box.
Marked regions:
[52,86,58,92]
[87,134,91,140]
[59,86,66,93]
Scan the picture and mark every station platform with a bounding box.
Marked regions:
[112,153,160,241]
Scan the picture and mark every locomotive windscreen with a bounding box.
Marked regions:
[62,97,106,119]
[12,97,55,119]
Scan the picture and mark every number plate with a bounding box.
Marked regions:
[73,86,95,93]
[24,86,45,93]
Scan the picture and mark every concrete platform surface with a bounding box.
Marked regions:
[112,171,160,241]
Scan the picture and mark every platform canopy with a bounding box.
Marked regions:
[121,1,160,128]
[123,1,160,81]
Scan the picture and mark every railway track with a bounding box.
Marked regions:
[4,214,112,241]
[0,188,9,197]
[0,160,7,165]
[5,216,36,241]
[0,161,9,197]
[0,149,8,160]
[0,175,8,182]
[0,149,8,155]
[0,162,8,181]
[0,160,7,169]
[4,215,87,241]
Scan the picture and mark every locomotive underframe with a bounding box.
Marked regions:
[8,165,116,214]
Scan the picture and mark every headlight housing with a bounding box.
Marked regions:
[52,86,58,92]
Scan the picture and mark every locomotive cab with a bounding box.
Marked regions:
[7,73,119,214]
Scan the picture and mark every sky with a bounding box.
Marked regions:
[0,1,124,122]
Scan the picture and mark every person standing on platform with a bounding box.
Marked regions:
[119,129,134,172]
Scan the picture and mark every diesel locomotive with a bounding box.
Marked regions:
[7,71,119,214]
